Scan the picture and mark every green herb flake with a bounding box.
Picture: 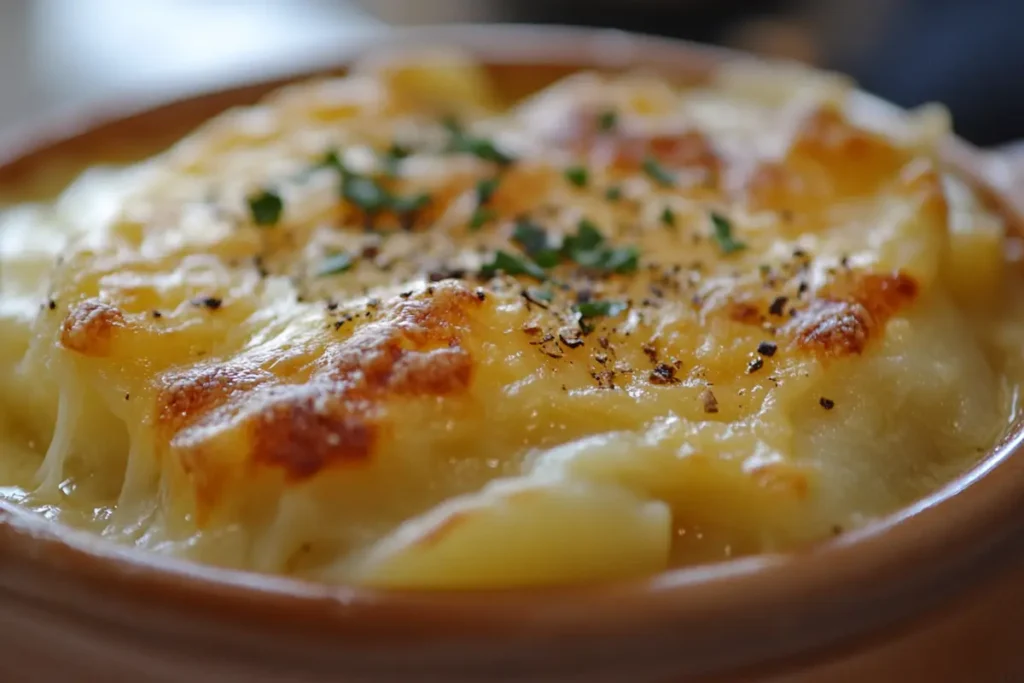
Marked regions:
[573,299,628,320]
[565,219,604,254]
[462,137,515,165]
[564,165,589,188]
[321,149,344,171]
[660,206,676,228]
[605,185,623,202]
[597,110,619,132]
[532,250,562,269]
[317,252,355,277]
[390,192,431,215]
[512,220,549,255]
[441,116,463,136]
[512,220,560,267]
[447,122,516,165]
[561,220,639,274]
[601,246,640,274]
[710,212,747,255]
[247,190,283,227]
[642,155,675,187]
[480,250,547,281]
[476,177,500,205]
[528,287,554,303]
[469,207,497,231]
[342,174,390,214]
[387,142,411,160]
[381,143,412,177]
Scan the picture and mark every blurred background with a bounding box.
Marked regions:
[1,0,1022,147]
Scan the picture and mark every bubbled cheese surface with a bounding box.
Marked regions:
[0,51,1021,588]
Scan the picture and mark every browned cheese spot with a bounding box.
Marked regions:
[742,105,908,212]
[250,386,376,480]
[610,131,721,187]
[158,282,483,509]
[487,163,558,217]
[728,301,766,326]
[59,299,126,357]
[546,110,721,187]
[789,271,918,359]
[157,365,273,436]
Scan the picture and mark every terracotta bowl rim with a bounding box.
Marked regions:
[2,23,1024,677]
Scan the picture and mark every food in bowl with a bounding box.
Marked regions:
[0,49,1020,589]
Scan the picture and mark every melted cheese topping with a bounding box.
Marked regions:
[1,51,1022,588]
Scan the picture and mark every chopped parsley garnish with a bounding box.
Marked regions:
[321,149,344,171]
[460,137,515,165]
[533,251,561,269]
[476,176,500,204]
[598,246,640,273]
[597,110,619,132]
[512,220,560,267]
[381,143,412,177]
[480,250,547,281]
[387,142,412,159]
[642,155,675,187]
[341,173,390,214]
[324,156,432,220]
[605,186,623,201]
[564,165,589,188]
[512,220,549,254]
[710,212,746,255]
[446,120,515,165]
[562,219,639,274]
[389,192,431,215]
[317,252,355,277]
[247,190,283,227]
[528,286,554,303]
[564,219,604,254]
[441,115,462,133]
[660,206,676,227]
[480,214,642,279]
[573,299,628,320]
[469,207,497,230]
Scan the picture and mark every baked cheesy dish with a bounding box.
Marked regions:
[0,50,1021,589]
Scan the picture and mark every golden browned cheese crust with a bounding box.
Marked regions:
[158,283,481,518]
[0,51,1020,587]
[60,299,126,357]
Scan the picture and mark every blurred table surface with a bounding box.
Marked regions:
[0,0,1018,196]
[0,0,385,133]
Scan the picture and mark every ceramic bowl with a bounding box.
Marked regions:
[1,25,1023,683]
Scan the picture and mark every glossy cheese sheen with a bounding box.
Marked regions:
[0,52,1020,588]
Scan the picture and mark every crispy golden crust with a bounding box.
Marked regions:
[59,87,933,521]
[160,283,480,504]
[59,299,125,357]
[250,388,377,479]
[158,365,273,437]
[790,272,919,359]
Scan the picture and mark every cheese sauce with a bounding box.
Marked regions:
[0,51,1022,588]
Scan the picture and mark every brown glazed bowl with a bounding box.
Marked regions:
[2,25,1024,683]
